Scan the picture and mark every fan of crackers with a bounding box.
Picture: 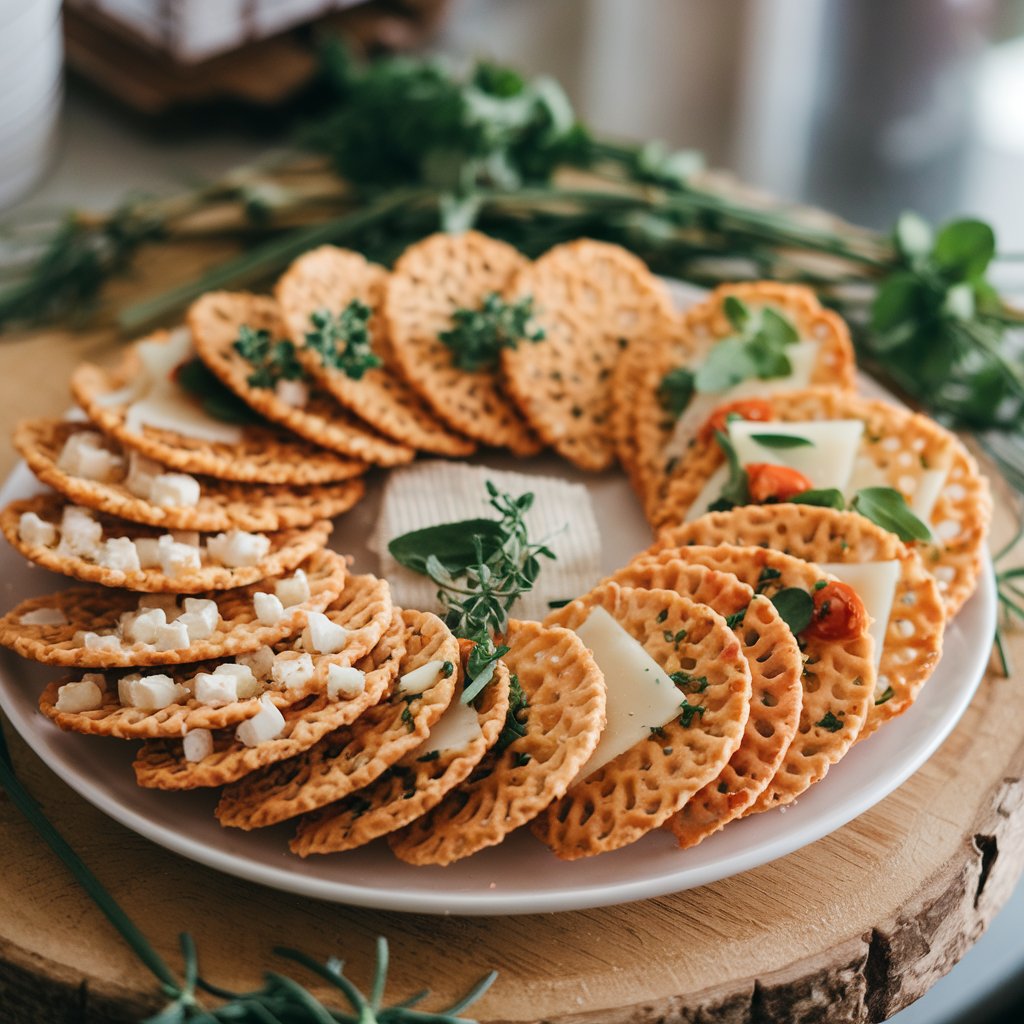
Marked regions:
[0,230,991,867]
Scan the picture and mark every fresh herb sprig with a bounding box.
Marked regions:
[306,300,381,379]
[439,292,545,372]
[994,515,1024,677]
[234,324,306,390]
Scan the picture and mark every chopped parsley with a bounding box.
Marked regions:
[656,609,669,623]
[439,292,545,371]
[658,365,695,418]
[671,672,709,694]
[724,605,748,629]
[755,566,782,593]
[875,686,896,706]
[513,751,532,768]
[440,660,455,678]
[417,749,441,762]
[816,711,844,733]
[678,700,706,728]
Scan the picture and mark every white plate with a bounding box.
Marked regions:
[0,443,996,916]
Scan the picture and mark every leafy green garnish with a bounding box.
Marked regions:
[678,700,706,728]
[724,606,748,629]
[709,429,749,511]
[791,487,846,510]
[816,711,844,732]
[174,357,263,425]
[695,301,799,393]
[748,433,814,449]
[670,672,709,694]
[388,518,506,576]
[771,588,815,635]
[234,324,305,389]
[496,673,529,754]
[439,292,544,371]
[852,487,932,543]
[305,300,381,379]
[658,366,695,418]
[756,567,782,592]
[417,749,441,762]
[875,686,896,706]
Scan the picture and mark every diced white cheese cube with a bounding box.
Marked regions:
[137,593,181,617]
[183,728,214,763]
[55,678,105,713]
[397,659,450,695]
[133,537,162,568]
[213,662,259,698]
[117,673,141,706]
[98,536,142,573]
[193,671,239,706]
[157,534,201,577]
[122,673,186,710]
[327,665,366,701]
[125,607,167,644]
[253,591,285,626]
[235,694,286,747]
[176,598,219,642]
[271,652,315,694]
[150,473,201,508]
[125,451,162,500]
[74,631,121,652]
[301,611,349,655]
[236,645,275,680]
[152,621,191,651]
[56,430,105,473]
[18,511,57,548]
[56,506,103,560]
[275,568,310,607]
[57,432,123,482]
[19,607,67,626]
[275,378,309,408]
[206,529,271,568]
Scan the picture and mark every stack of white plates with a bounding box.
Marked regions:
[0,0,63,209]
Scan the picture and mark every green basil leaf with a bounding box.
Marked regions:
[942,282,975,321]
[771,587,814,635]
[931,218,995,282]
[658,366,695,418]
[791,487,846,510]
[852,487,933,542]
[748,433,814,449]
[388,519,506,576]
[713,429,749,507]
[758,307,799,347]
[723,295,749,331]
[748,335,793,378]
[870,272,925,336]
[695,337,757,392]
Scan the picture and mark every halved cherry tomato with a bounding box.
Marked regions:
[698,399,774,444]
[746,463,813,503]
[805,581,867,642]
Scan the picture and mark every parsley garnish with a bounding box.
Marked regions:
[440,660,455,678]
[756,567,782,593]
[724,606,748,629]
[233,324,305,389]
[658,366,695,418]
[875,686,896,706]
[748,432,814,448]
[416,749,441,762]
[400,702,416,732]
[496,673,529,755]
[305,301,381,379]
[678,700,706,728]
[439,292,544,371]
[816,711,844,732]
[656,609,669,623]
[513,751,532,767]
[671,672,709,694]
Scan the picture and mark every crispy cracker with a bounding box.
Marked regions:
[501,240,675,471]
[14,417,364,532]
[290,659,511,855]
[388,619,606,866]
[0,549,347,669]
[653,386,989,616]
[1,494,330,594]
[533,583,751,859]
[276,246,476,456]
[602,561,803,849]
[215,609,459,830]
[70,341,367,485]
[188,292,414,467]
[132,611,405,789]
[382,231,541,455]
[653,504,946,738]
[627,543,875,812]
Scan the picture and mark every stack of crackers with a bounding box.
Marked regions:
[0,232,992,865]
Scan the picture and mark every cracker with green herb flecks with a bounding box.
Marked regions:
[2,493,331,593]
[625,544,875,813]
[290,658,511,855]
[189,292,415,467]
[14,417,365,532]
[216,609,458,830]
[132,611,405,790]
[382,231,541,456]
[601,561,802,849]
[501,239,676,471]
[652,505,946,739]
[532,583,751,859]
[0,548,347,669]
[276,246,476,457]
[71,334,367,485]
[389,619,606,866]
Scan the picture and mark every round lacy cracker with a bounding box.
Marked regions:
[70,345,367,485]
[132,612,405,790]
[653,387,990,616]
[629,543,875,812]
[15,418,365,532]
[0,549,347,668]
[382,231,541,455]
[216,609,459,830]
[653,504,946,738]
[532,583,751,859]
[289,659,512,856]
[388,619,606,866]
[2,495,331,594]
[602,561,803,849]
[501,239,675,471]
[275,246,476,456]
[188,291,414,468]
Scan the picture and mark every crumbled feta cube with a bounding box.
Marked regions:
[137,593,181,617]
[152,621,191,651]
[207,530,271,568]
[275,378,309,408]
[98,536,142,573]
[275,568,310,607]
[183,728,214,763]
[56,430,105,472]
[327,665,366,701]
[213,662,259,698]
[74,631,121,652]
[150,473,201,508]
[271,652,315,694]
[157,534,201,577]
[236,645,275,680]
[56,506,103,560]
[19,607,67,626]
[55,678,105,713]
[117,673,141,706]
[253,591,285,626]
[125,607,167,644]
[57,431,123,482]
[193,671,239,706]
[18,511,57,548]
[133,537,162,568]
[301,611,349,655]
[125,451,162,500]
[120,673,186,710]
[177,598,219,642]
[235,694,286,747]
[397,659,448,695]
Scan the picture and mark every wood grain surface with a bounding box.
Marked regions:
[0,241,1022,1023]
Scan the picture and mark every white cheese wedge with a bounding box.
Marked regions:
[235,694,285,747]
[326,665,366,700]
[397,659,450,696]
[573,606,683,779]
[910,468,949,523]
[55,678,105,713]
[418,697,481,756]
[820,560,900,671]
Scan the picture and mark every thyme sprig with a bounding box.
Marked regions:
[234,324,306,389]
[306,300,381,379]
[439,293,545,372]
[994,515,1024,677]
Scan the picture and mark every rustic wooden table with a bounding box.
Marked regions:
[0,242,1022,1023]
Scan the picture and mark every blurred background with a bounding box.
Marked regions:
[1,1,1023,1021]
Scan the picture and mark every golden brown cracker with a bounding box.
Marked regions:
[388,619,606,866]
[533,583,751,858]
[501,239,675,471]
[188,291,414,467]
[276,246,476,456]
[382,231,541,455]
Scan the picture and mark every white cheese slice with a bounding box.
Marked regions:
[911,468,949,522]
[397,659,450,696]
[573,606,683,780]
[819,560,900,671]
[418,698,482,756]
